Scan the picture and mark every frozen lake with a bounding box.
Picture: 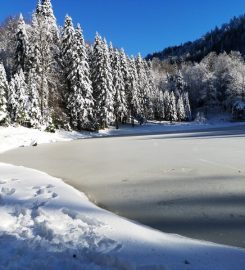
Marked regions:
[1,125,245,248]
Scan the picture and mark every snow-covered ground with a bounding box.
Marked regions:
[1,118,245,153]
[1,122,245,269]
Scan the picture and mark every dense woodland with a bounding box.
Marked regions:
[0,0,192,132]
[152,51,245,116]
[148,13,245,119]
[3,1,244,130]
[146,14,245,63]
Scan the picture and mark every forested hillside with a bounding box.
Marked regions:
[147,13,245,120]
[0,0,192,132]
[152,51,245,118]
[146,14,245,63]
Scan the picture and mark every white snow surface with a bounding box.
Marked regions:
[1,117,245,154]
[1,122,245,269]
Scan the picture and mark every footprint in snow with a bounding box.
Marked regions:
[11,178,20,182]
[97,238,123,253]
[32,186,41,190]
[52,192,58,198]
[1,187,16,196]
[0,180,7,185]
[32,185,58,208]
[46,184,55,189]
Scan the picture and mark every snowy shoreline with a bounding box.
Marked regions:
[1,119,245,153]
[1,122,245,269]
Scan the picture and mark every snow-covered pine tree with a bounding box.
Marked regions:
[61,17,95,130]
[183,92,192,121]
[73,24,94,130]
[127,57,141,126]
[8,79,17,123]
[61,15,75,76]
[61,15,78,128]
[175,70,186,94]
[163,91,170,121]
[27,68,42,128]
[119,48,131,121]
[0,64,8,124]
[14,14,29,73]
[28,0,59,126]
[135,54,148,118]
[176,95,186,121]
[154,90,165,120]
[143,60,155,119]
[110,45,127,129]
[9,69,29,125]
[168,91,178,122]
[38,0,59,38]
[91,34,114,129]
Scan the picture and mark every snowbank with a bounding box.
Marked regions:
[1,163,245,270]
[1,123,245,269]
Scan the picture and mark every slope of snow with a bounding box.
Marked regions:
[0,126,93,153]
[0,163,245,270]
[1,123,245,269]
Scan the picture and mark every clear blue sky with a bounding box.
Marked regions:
[1,0,245,56]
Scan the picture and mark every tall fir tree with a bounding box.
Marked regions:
[37,0,58,38]
[110,45,127,128]
[27,68,42,128]
[168,91,178,122]
[135,54,147,117]
[73,24,94,130]
[163,91,171,120]
[28,0,59,125]
[119,49,131,120]
[9,69,29,125]
[143,60,155,119]
[0,64,8,124]
[154,90,165,120]
[61,17,95,130]
[14,14,29,73]
[176,95,186,121]
[183,92,192,121]
[91,34,114,129]
[128,57,141,126]
[61,15,75,76]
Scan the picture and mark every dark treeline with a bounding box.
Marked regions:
[146,14,245,63]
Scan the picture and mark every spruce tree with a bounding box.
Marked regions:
[28,0,59,125]
[128,57,141,126]
[27,68,42,128]
[61,17,94,130]
[8,78,17,122]
[61,15,75,76]
[73,24,94,130]
[176,95,186,121]
[163,91,171,121]
[135,54,147,117]
[38,0,58,38]
[119,48,131,121]
[154,90,165,120]
[9,69,29,125]
[168,91,178,122]
[143,60,155,119]
[110,45,127,129]
[0,64,8,124]
[14,14,29,73]
[183,92,192,121]
[91,34,114,129]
